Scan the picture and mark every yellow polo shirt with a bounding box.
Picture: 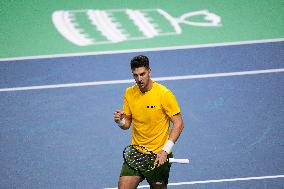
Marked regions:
[123,81,180,153]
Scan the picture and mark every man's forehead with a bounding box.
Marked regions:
[132,67,149,74]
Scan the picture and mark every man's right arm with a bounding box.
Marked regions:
[113,110,132,130]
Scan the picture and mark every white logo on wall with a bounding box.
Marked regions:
[52,9,221,46]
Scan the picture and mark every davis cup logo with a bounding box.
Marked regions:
[52,9,221,46]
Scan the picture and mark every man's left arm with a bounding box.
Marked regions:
[155,113,184,166]
[168,113,184,143]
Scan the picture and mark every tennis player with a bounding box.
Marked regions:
[113,55,184,189]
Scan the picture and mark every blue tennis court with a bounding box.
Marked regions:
[0,40,283,188]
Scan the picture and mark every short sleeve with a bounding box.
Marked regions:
[122,89,132,116]
[161,90,180,117]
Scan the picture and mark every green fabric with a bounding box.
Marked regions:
[120,153,173,184]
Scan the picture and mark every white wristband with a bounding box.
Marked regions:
[162,140,174,154]
[117,117,125,127]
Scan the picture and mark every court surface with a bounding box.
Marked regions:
[1,1,284,189]
[1,40,284,189]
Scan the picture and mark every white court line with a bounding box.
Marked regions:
[0,38,283,62]
[104,175,284,189]
[0,68,284,92]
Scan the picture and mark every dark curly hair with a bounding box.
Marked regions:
[130,55,150,70]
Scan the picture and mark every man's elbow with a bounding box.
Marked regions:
[179,121,184,132]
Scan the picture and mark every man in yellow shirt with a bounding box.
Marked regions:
[114,55,184,189]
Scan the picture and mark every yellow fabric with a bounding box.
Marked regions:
[123,81,180,153]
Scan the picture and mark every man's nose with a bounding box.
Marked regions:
[137,75,143,81]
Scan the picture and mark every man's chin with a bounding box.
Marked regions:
[138,84,146,91]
